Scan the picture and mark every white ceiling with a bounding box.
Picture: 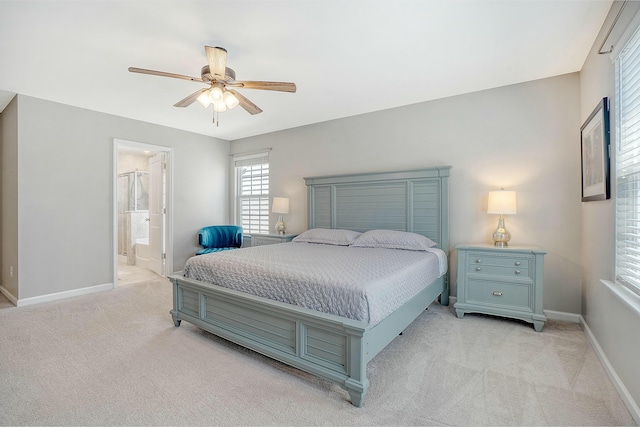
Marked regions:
[0,0,612,141]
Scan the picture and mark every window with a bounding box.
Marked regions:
[233,151,270,234]
[615,23,640,296]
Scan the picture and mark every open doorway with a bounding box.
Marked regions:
[113,139,172,286]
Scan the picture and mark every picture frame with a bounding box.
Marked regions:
[581,97,610,202]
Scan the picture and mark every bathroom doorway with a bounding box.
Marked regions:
[113,139,172,286]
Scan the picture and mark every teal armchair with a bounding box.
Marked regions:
[196,225,243,255]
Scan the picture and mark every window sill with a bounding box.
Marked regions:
[600,279,640,317]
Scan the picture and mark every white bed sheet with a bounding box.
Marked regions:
[183,242,447,325]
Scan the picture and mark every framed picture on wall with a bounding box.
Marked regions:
[581,97,610,202]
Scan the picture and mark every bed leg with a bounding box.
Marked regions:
[170,310,181,327]
[344,328,369,407]
[440,293,449,306]
[440,274,450,306]
[345,380,368,408]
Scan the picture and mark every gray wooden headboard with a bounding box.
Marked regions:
[303,166,451,251]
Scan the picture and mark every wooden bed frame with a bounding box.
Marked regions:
[169,166,451,407]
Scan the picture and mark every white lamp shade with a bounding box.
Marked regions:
[487,190,517,215]
[209,85,224,101]
[272,197,289,214]
[213,101,227,113]
[196,91,212,108]
[223,91,240,109]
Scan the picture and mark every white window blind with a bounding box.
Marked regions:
[234,151,270,234]
[616,22,640,296]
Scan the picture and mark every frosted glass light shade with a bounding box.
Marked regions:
[223,91,240,109]
[272,197,289,214]
[487,190,517,215]
[209,85,224,101]
[213,101,227,112]
[196,91,212,108]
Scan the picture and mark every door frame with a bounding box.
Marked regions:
[113,138,173,287]
[147,151,167,277]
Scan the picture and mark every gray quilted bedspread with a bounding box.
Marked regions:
[182,242,446,325]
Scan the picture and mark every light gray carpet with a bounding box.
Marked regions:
[0,277,635,426]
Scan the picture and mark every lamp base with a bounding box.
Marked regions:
[492,215,511,248]
[275,215,286,235]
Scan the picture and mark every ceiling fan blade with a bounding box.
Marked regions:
[228,89,263,115]
[234,81,296,93]
[174,88,209,108]
[205,46,227,80]
[128,67,203,82]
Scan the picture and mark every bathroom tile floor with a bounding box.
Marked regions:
[118,262,163,285]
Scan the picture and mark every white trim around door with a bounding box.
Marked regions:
[113,139,173,287]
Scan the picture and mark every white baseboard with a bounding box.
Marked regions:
[544,309,581,323]
[446,295,638,422]
[447,299,581,324]
[0,285,18,306]
[13,282,114,307]
[580,315,640,424]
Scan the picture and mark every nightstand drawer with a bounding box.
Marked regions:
[253,236,283,246]
[455,244,546,331]
[467,253,531,278]
[250,234,297,247]
[466,279,532,310]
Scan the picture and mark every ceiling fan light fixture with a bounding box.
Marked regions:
[209,85,224,102]
[196,90,212,108]
[213,101,228,113]
[223,91,239,109]
[129,46,296,125]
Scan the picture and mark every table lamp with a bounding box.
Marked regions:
[272,197,289,235]
[487,189,517,247]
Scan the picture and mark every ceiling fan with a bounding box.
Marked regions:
[128,46,296,125]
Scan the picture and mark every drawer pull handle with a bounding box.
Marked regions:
[515,270,521,275]
[475,259,482,263]
[476,267,481,271]
[515,261,521,266]
[492,291,503,296]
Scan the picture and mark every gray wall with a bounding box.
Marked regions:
[7,95,229,300]
[0,96,18,298]
[580,0,640,414]
[231,73,583,314]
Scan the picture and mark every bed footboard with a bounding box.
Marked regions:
[170,274,371,406]
[170,271,444,406]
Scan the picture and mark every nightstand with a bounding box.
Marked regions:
[454,243,547,332]
[251,233,298,247]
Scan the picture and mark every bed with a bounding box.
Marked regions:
[169,166,451,407]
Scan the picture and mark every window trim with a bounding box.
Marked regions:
[602,279,640,317]
[231,149,271,235]
[614,18,640,298]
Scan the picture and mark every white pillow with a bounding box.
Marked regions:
[292,228,362,246]
[351,229,437,251]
